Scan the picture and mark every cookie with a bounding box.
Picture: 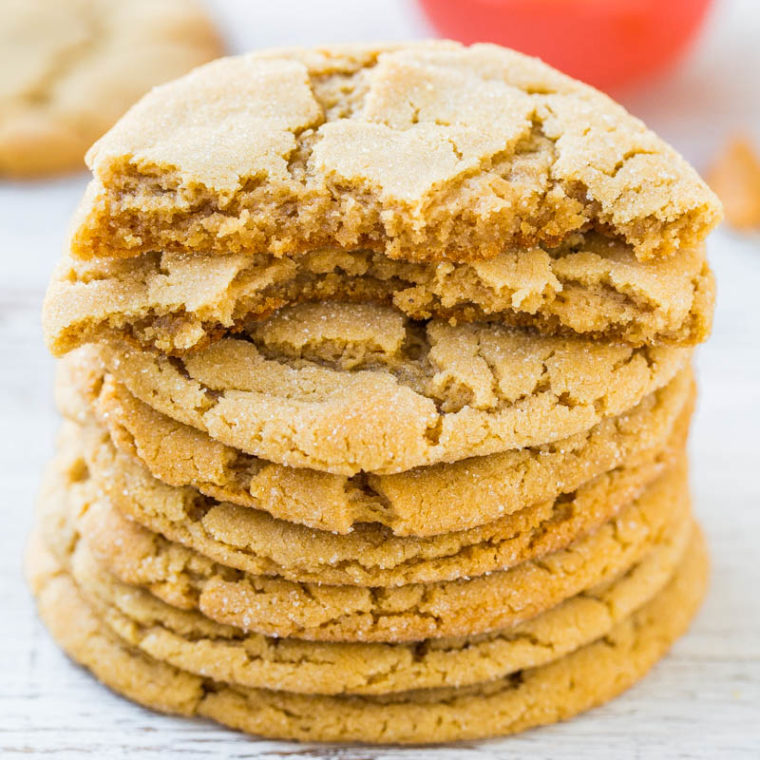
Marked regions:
[94,302,691,475]
[43,233,715,356]
[47,450,692,642]
[26,523,708,743]
[68,42,720,262]
[74,405,688,586]
[0,0,222,177]
[706,135,760,231]
[59,348,695,535]
[60,515,691,696]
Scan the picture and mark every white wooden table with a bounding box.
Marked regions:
[1,1,759,757]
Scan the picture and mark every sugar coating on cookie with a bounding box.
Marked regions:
[57,351,694,535]
[42,232,715,356]
[94,302,692,474]
[0,0,222,176]
[68,42,720,261]
[46,449,692,642]
[26,519,708,743]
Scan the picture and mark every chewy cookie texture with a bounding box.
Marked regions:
[69,42,720,262]
[43,233,714,355]
[31,40,719,744]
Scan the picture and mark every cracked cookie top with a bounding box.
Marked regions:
[96,301,691,474]
[57,346,694,535]
[72,411,686,587]
[69,41,721,261]
[0,0,222,177]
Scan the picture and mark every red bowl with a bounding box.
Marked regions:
[417,0,715,91]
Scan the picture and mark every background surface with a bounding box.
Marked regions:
[1,1,759,757]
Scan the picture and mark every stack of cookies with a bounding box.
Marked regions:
[31,42,721,744]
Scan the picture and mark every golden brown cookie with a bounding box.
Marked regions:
[58,348,695,535]
[707,135,760,231]
[26,522,708,743]
[43,233,715,356]
[44,447,692,642]
[68,42,720,262]
[74,404,688,586]
[0,0,222,177]
[60,514,691,696]
[93,302,691,475]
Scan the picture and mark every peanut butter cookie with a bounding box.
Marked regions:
[94,301,691,474]
[74,409,688,586]
[26,521,708,743]
[69,42,720,261]
[41,448,691,642]
[59,518,690,696]
[43,234,714,356]
[58,349,695,535]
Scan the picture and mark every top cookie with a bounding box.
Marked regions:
[69,41,720,261]
[0,0,222,177]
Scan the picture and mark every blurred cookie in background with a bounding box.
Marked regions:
[707,135,760,231]
[0,0,223,178]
